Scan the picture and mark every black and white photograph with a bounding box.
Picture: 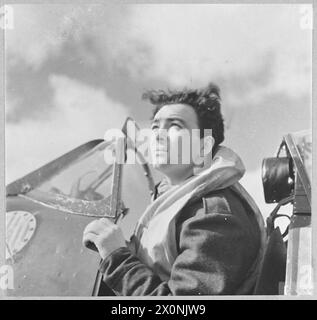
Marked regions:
[1,2,314,298]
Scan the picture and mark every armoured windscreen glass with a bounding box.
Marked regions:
[38,141,114,201]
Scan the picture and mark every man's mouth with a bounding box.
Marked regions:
[155,149,168,153]
[154,143,168,152]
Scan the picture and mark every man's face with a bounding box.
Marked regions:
[150,103,201,173]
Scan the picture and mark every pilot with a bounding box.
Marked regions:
[82,83,266,295]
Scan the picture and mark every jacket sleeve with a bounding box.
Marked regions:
[99,192,260,296]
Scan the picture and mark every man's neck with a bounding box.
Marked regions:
[164,169,194,186]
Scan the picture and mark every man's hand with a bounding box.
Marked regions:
[83,218,127,260]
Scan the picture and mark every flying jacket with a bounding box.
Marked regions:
[98,146,265,295]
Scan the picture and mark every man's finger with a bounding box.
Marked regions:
[83,219,108,235]
[99,217,115,226]
[83,232,99,251]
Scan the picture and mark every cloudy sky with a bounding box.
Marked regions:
[5,3,312,220]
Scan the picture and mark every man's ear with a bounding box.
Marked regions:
[194,135,214,169]
[201,135,214,157]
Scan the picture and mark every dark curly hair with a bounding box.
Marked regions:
[142,83,225,152]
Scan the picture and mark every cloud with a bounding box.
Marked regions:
[5,4,152,123]
[6,4,132,70]
[7,4,311,89]
[6,5,70,70]
[6,4,311,115]
[124,4,311,101]
[6,75,128,183]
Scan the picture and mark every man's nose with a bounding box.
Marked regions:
[155,128,168,143]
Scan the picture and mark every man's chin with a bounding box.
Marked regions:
[152,159,170,170]
[153,161,168,168]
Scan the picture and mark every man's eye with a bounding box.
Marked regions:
[171,123,182,129]
[151,124,159,130]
